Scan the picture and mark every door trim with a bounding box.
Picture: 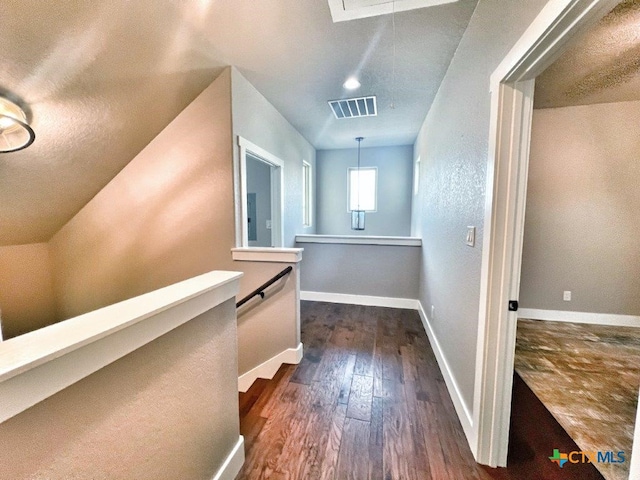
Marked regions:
[473,0,620,467]
[235,136,285,248]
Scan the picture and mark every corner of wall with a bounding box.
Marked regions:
[47,71,236,319]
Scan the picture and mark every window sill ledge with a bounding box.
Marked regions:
[295,234,421,247]
[231,247,303,263]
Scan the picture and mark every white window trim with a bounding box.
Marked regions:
[235,136,285,248]
[302,161,312,227]
[413,156,421,196]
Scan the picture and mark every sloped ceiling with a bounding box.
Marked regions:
[535,0,640,109]
[0,0,477,245]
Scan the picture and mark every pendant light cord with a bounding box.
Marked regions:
[356,136,363,211]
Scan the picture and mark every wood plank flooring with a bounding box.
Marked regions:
[515,319,639,480]
[237,301,604,479]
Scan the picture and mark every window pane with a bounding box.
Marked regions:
[349,167,376,211]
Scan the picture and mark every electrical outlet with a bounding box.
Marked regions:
[266,219,272,230]
[563,291,571,301]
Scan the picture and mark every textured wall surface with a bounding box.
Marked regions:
[0,243,57,339]
[231,68,317,246]
[412,0,548,410]
[298,242,420,299]
[316,145,413,236]
[0,300,240,480]
[50,70,235,320]
[520,100,640,315]
[13,67,302,389]
[236,261,300,376]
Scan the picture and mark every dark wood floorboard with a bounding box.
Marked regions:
[236,301,604,480]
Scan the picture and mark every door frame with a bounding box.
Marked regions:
[235,136,285,248]
[473,0,621,467]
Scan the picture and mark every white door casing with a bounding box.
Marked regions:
[235,136,285,248]
[474,0,622,468]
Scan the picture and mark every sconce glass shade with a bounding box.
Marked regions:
[351,210,365,230]
[0,97,35,153]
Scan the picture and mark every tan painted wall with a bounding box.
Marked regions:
[236,260,300,376]
[0,67,302,477]
[0,243,57,339]
[520,100,640,315]
[50,69,235,319]
[0,299,240,480]
[46,65,303,383]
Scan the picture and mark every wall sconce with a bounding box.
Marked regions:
[0,96,35,153]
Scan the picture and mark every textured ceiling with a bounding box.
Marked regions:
[535,0,640,109]
[0,0,477,245]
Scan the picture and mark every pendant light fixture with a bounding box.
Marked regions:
[0,96,35,153]
[351,136,365,231]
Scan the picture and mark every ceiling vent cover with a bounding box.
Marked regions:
[329,95,377,119]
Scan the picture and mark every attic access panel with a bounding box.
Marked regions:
[328,0,460,22]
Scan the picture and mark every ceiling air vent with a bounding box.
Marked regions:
[329,96,377,119]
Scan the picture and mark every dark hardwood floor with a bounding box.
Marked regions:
[236,301,604,479]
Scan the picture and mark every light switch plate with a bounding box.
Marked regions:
[466,226,475,247]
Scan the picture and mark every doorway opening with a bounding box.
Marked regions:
[235,136,284,248]
[472,0,636,471]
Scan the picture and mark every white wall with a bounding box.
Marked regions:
[520,100,640,315]
[231,68,316,246]
[316,145,413,236]
[413,0,549,411]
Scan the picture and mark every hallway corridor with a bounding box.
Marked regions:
[236,302,603,479]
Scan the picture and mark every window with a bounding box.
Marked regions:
[303,161,312,227]
[348,167,377,211]
[413,156,420,195]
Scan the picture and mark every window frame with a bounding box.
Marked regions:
[302,160,312,227]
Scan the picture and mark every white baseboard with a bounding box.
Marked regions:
[238,343,303,392]
[518,308,640,328]
[300,291,419,310]
[416,301,474,444]
[211,435,245,480]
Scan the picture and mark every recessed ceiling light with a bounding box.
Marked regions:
[343,77,361,90]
